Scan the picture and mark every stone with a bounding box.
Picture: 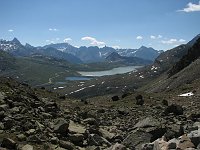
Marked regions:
[27,135,43,144]
[141,143,154,150]
[1,138,17,149]
[121,93,129,99]
[0,104,8,111]
[177,134,195,150]
[54,118,69,135]
[99,128,115,140]
[135,95,144,105]
[188,129,200,147]
[88,134,111,146]
[42,112,52,118]
[21,144,34,150]
[35,121,45,131]
[17,134,27,141]
[59,140,75,150]
[133,117,160,129]
[68,133,85,144]
[0,122,4,130]
[164,124,184,140]
[83,118,98,126]
[50,137,59,144]
[167,142,176,149]
[68,120,86,134]
[122,130,152,149]
[26,129,36,135]
[162,100,168,106]
[136,98,144,105]
[3,117,15,129]
[163,104,183,115]
[112,96,119,101]
[110,143,126,150]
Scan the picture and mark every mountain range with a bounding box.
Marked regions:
[0,38,162,64]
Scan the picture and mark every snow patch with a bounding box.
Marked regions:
[178,92,194,97]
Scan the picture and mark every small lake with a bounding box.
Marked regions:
[65,76,93,81]
[65,66,142,81]
[78,65,142,77]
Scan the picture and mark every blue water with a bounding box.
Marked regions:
[65,66,142,81]
[65,76,93,81]
[78,66,142,77]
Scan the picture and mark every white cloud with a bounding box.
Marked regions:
[150,35,162,39]
[49,28,58,31]
[46,40,55,43]
[161,38,186,44]
[63,38,72,43]
[136,36,143,40]
[112,45,120,49]
[178,1,200,12]
[81,36,105,46]
[56,38,60,41]
[179,39,186,42]
[158,35,162,39]
[150,35,156,39]
[8,29,14,32]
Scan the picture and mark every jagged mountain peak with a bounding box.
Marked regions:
[12,38,21,45]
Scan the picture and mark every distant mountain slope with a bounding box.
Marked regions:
[106,52,152,65]
[144,35,200,93]
[0,38,82,64]
[0,50,16,72]
[44,43,161,63]
[168,37,200,77]
[35,47,82,64]
[116,46,163,61]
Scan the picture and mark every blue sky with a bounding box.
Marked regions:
[0,0,200,50]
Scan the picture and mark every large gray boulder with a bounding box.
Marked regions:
[54,118,69,135]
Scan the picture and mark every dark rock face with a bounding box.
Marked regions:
[169,37,200,77]
[112,96,119,101]
[163,104,183,115]
[135,95,144,105]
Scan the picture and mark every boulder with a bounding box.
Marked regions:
[99,128,115,141]
[21,144,34,150]
[133,117,160,129]
[141,143,154,150]
[109,143,126,150]
[50,137,59,144]
[188,129,200,147]
[177,134,195,150]
[83,118,98,126]
[17,134,27,141]
[68,120,86,134]
[112,96,119,101]
[68,133,85,144]
[162,100,168,106]
[164,124,184,141]
[59,140,75,150]
[163,104,183,115]
[54,118,69,135]
[124,117,166,149]
[122,130,152,149]
[135,95,144,105]
[88,134,111,146]
[1,138,17,149]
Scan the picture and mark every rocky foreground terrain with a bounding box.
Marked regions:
[0,77,200,150]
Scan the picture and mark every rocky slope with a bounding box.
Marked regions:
[106,52,152,65]
[0,77,200,150]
